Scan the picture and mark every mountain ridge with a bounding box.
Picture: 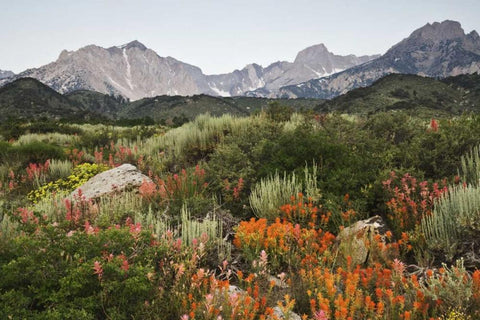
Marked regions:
[0,77,322,123]
[277,20,480,99]
[0,40,378,100]
[2,73,480,124]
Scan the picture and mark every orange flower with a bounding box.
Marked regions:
[377,301,384,315]
[473,270,480,300]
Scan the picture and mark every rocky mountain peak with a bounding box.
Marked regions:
[278,20,480,100]
[410,20,465,42]
[0,69,15,80]
[385,20,480,57]
[467,30,480,50]
[58,49,71,61]
[469,30,480,40]
[122,40,147,51]
[294,43,330,63]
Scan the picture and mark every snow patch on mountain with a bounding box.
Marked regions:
[209,83,231,97]
[123,48,133,90]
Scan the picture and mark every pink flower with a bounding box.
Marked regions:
[121,260,129,272]
[314,310,328,320]
[93,261,103,279]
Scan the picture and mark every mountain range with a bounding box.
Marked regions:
[278,20,480,99]
[0,41,377,100]
[1,20,479,100]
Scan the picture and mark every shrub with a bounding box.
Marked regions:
[421,184,480,263]
[13,132,79,147]
[383,171,447,237]
[139,114,251,168]
[233,215,335,273]
[1,142,65,167]
[421,259,479,317]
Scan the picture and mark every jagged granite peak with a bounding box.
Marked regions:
[410,20,465,42]
[386,20,480,57]
[468,30,480,42]
[3,41,215,100]
[294,43,330,63]
[0,70,14,80]
[211,43,379,96]
[278,20,480,99]
[121,40,148,51]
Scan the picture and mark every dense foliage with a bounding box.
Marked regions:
[2,107,480,319]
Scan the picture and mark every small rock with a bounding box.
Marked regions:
[227,285,245,295]
[268,275,289,289]
[335,215,390,266]
[272,306,302,320]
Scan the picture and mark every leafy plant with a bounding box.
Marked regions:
[421,184,480,262]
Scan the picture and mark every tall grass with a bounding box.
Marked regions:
[249,163,320,220]
[0,210,18,242]
[181,204,219,246]
[304,161,320,201]
[48,159,73,180]
[13,133,79,147]
[249,171,302,220]
[31,192,66,222]
[282,113,306,132]
[95,191,145,226]
[460,144,480,186]
[180,203,230,261]
[135,204,172,237]
[139,114,251,163]
[31,190,145,226]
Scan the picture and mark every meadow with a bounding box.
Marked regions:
[1,105,480,319]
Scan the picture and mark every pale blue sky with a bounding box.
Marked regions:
[1,0,479,74]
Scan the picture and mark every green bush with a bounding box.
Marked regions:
[421,184,480,263]
[0,223,166,319]
[14,142,66,166]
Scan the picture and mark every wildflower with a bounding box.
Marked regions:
[121,259,129,272]
[93,261,103,279]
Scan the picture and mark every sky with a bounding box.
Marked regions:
[1,0,480,75]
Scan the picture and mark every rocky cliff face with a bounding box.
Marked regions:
[279,20,480,99]
[0,41,377,100]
